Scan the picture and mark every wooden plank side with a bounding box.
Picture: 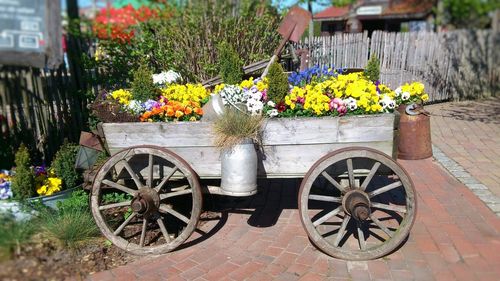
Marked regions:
[109,141,394,179]
[104,114,394,149]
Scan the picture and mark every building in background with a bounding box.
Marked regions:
[314,0,435,35]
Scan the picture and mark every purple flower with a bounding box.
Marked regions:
[34,165,47,176]
[143,99,160,111]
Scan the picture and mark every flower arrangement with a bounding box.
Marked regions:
[104,70,209,122]
[0,170,12,200]
[210,68,428,119]
[215,77,269,116]
[34,166,62,196]
[394,82,429,105]
[288,65,341,87]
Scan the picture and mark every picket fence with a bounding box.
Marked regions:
[297,30,500,102]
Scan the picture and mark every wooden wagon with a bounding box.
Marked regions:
[91,113,416,260]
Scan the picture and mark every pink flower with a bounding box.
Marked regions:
[329,98,347,116]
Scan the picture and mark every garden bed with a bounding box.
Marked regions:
[0,236,136,281]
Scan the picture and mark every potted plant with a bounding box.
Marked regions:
[213,108,263,196]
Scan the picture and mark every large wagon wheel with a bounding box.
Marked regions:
[91,145,202,255]
[299,147,416,260]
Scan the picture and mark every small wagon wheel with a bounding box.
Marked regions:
[91,145,202,255]
[299,147,416,260]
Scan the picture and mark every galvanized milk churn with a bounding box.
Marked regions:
[221,138,258,196]
[397,103,433,160]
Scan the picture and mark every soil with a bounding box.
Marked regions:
[0,234,138,281]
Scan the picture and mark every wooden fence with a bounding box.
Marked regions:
[298,30,500,102]
[0,65,89,168]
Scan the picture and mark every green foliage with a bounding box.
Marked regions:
[218,41,244,85]
[102,192,133,204]
[56,189,89,214]
[267,62,289,103]
[131,63,158,102]
[364,56,380,82]
[11,144,35,200]
[51,142,81,189]
[131,0,281,82]
[439,0,499,29]
[0,214,35,261]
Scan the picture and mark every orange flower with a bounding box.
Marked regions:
[175,110,184,118]
[151,107,162,115]
[194,107,203,115]
[184,106,193,115]
[166,107,175,117]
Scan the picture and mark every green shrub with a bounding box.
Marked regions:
[56,189,89,214]
[131,63,158,102]
[11,144,35,200]
[267,62,289,103]
[51,142,81,189]
[364,56,380,82]
[0,214,35,261]
[218,41,244,85]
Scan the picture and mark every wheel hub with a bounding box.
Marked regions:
[342,190,371,221]
[131,188,160,217]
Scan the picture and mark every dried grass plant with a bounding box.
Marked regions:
[213,108,263,150]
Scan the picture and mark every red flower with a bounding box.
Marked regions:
[277,101,287,113]
[93,5,159,42]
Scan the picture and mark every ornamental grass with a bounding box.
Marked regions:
[213,108,263,150]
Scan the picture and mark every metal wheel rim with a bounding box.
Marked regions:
[299,147,417,260]
[91,146,202,255]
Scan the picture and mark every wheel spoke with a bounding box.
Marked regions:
[113,213,137,235]
[159,188,192,200]
[334,214,351,247]
[357,224,366,250]
[369,181,402,198]
[157,218,171,243]
[99,200,132,211]
[347,158,355,188]
[321,171,345,193]
[313,206,342,227]
[121,160,143,189]
[159,204,190,224]
[369,214,394,238]
[139,218,147,247]
[154,167,179,192]
[102,179,137,196]
[308,194,342,203]
[360,162,381,191]
[371,202,407,213]
[147,154,154,188]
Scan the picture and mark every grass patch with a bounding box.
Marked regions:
[213,108,263,149]
[39,209,100,249]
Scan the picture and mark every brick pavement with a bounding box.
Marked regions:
[86,158,500,281]
[427,98,500,198]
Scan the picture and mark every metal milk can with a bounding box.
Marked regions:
[220,138,258,196]
[397,103,433,160]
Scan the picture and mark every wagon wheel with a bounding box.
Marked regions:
[91,146,202,255]
[299,147,416,260]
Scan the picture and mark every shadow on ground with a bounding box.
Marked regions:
[429,97,500,124]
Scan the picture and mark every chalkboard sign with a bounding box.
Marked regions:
[0,0,62,68]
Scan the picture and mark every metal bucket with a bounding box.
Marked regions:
[220,139,258,196]
[397,104,433,160]
[201,94,225,121]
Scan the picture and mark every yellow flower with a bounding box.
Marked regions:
[240,77,254,89]
[110,89,132,105]
[421,94,429,101]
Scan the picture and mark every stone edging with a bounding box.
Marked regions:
[432,145,500,216]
